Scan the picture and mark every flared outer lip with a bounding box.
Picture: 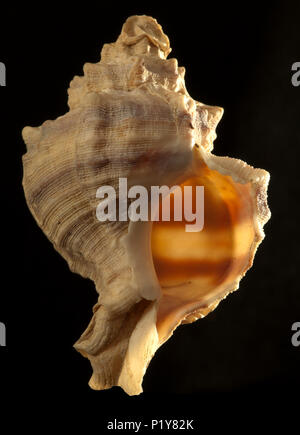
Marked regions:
[122,143,271,348]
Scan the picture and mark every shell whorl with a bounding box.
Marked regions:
[22,15,270,395]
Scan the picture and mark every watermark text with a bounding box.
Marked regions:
[0,322,6,346]
[291,322,300,347]
[291,62,300,87]
[96,178,204,232]
[0,62,6,87]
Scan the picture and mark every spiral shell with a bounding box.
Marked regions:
[22,15,270,395]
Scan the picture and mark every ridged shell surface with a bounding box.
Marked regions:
[22,15,270,395]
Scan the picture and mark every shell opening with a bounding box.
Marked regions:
[151,162,256,343]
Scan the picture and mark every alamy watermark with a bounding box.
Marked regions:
[0,322,6,346]
[0,62,6,87]
[291,322,300,347]
[291,62,300,87]
[96,178,204,232]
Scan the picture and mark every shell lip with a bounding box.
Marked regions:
[150,145,271,344]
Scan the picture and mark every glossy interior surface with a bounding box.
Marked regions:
[151,164,255,342]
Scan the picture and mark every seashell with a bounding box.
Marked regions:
[22,15,271,395]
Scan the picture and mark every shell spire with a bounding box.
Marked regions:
[22,15,270,395]
[117,15,171,57]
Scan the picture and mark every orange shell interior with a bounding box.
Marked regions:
[151,163,255,342]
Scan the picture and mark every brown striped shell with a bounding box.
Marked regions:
[22,15,271,395]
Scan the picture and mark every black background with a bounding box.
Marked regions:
[0,0,299,430]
